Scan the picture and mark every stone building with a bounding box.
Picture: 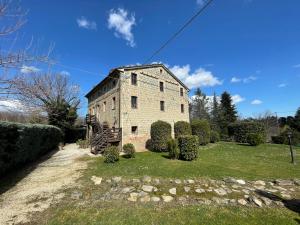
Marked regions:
[85,64,189,152]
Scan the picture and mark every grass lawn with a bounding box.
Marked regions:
[31,142,300,225]
[85,142,300,180]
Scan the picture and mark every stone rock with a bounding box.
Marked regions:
[214,188,227,196]
[106,179,111,183]
[229,199,236,204]
[275,179,294,186]
[178,196,187,202]
[153,187,158,192]
[187,179,195,184]
[169,187,176,195]
[254,185,265,190]
[254,180,266,186]
[151,196,160,202]
[142,176,152,183]
[238,199,247,205]
[232,184,240,189]
[261,197,272,206]
[112,176,122,183]
[91,176,102,185]
[195,188,205,194]
[127,193,138,202]
[275,186,287,191]
[132,178,140,183]
[212,197,222,204]
[153,178,160,185]
[244,195,249,199]
[250,196,263,207]
[121,187,135,194]
[281,193,291,199]
[294,179,300,186]
[184,186,191,192]
[236,179,246,185]
[266,189,278,193]
[274,201,284,206]
[174,179,182,184]
[162,195,174,202]
[242,189,250,194]
[140,195,151,202]
[71,191,83,200]
[138,191,148,197]
[142,185,155,192]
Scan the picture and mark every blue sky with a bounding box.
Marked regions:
[4,0,300,117]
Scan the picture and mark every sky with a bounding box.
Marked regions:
[2,0,300,118]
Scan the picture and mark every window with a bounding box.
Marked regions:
[180,88,183,96]
[131,96,137,109]
[160,69,163,74]
[160,82,164,92]
[160,101,165,111]
[103,101,106,112]
[112,97,116,110]
[181,104,184,113]
[131,73,137,85]
[131,126,138,135]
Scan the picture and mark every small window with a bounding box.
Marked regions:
[181,104,184,113]
[180,88,183,96]
[160,101,165,111]
[131,73,137,85]
[131,126,138,135]
[103,101,106,112]
[160,82,164,92]
[112,97,116,110]
[131,96,137,109]
[160,69,163,74]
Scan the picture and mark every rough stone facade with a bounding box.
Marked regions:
[86,64,190,151]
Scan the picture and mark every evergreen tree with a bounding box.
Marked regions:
[191,88,210,120]
[210,92,221,132]
[293,107,300,132]
[219,91,238,135]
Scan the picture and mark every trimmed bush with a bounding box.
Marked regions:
[150,120,172,152]
[210,131,220,143]
[228,121,266,143]
[191,119,211,145]
[247,133,264,146]
[123,143,135,158]
[103,146,119,163]
[76,139,89,149]
[167,139,179,160]
[0,121,63,176]
[174,121,191,139]
[178,135,199,161]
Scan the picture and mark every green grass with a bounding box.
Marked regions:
[40,202,300,225]
[86,142,300,180]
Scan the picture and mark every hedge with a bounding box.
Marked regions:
[178,135,199,161]
[247,133,264,146]
[191,119,211,145]
[64,127,86,143]
[228,121,266,143]
[210,131,220,143]
[150,120,172,152]
[174,121,191,139]
[272,130,300,146]
[0,121,63,176]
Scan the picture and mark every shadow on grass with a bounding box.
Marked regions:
[255,190,300,215]
[121,155,136,159]
[0,147,60,195]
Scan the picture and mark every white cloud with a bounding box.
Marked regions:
[293,64,300,68]
[108,8,136,47]
[20,65,40,74]
[230,75,257,84]
[232,94,245,104]
[0,100,24,112]
[278,83,287,88]
[60,70,70,76]
[77,16,97,30]
[169,64,222,89]
[231,77,241,83]
[251,99,262,105]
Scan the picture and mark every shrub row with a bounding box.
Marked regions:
[0,121,63,176]
[191,119,211,145]
[178,135,199,161]
[271,130,300,146]
[174,121,191,138]
[228,121,266,144]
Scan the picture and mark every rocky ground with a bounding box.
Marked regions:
[70,175,300,209]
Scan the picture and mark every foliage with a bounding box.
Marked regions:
[280,129,300,146]
[210,92,221,132]
[178,135,199,161]
[246,133,264,146]
[167,138,179,160]
[150,120,172,152]
[103,146,119,163]
[76,139,89,149]
[210,130,220,143]
[123,143,135,158]
[0,121,63,176]
[191,119,211,145]
[271,136,285,144]
[65,127,86,143]
[228,121,266,143]
[174,121,191,139]
[190,88,210,120]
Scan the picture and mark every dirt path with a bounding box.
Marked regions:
[0,144,91,225]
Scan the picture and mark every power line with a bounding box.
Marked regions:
[143,0,214,64]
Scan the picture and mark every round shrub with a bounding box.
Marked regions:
[174,121,191,139]
[191,119,211,145]
[228,121,266,143]
[103,146,119,163]
[210,131,220,143]
[178,135,199,161]
[167,138,179,160]
[246,133,264,146]
[123,143,135,158]
[150,120,172,152]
